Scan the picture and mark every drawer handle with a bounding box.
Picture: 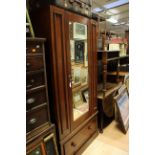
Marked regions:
[71,142,76,147]
[27,98,36,104]
[29,118,37,124]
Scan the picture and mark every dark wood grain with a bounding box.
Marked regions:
[30,5,98,155]
[26,38,52,148]
[51,6,71,139]
[26,55,44,72]
[64,117,97,155]
[26,70,45,90]
[90,19,98,113]
[26,105,49,133]
[26,86,47,111]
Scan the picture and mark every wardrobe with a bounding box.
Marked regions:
[31,5,99,154]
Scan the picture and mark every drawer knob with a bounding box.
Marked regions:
[32,48,36,53]
[88,126,92,130]
[29,118,37,124]
[26,62,31,67]
[71,142,76,147]
[26,79,35,88]
[35,150,40,154]
[36,45,40,49]
[30,79,35,83]
[27,98,35,104]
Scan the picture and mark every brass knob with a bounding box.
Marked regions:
[27,98,35,104]
[71,142,76,147]
[29,118,37,124]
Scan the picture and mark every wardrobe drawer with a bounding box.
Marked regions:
[64,117,97,155]
[26,41,43,54]
[26,71,45,90]
[26,55,44,72]
[26,105,49,133]
[26,87,47,111]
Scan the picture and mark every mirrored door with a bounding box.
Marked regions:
[69,21,89,121]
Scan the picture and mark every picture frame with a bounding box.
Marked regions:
[72,67,81,86]
[75,41,84,63]
[82,89,89,103]
[44,133,59,155]
[84,42,88,67]
[80,67,88,85]
[114,86,129,134]
[70,40,75,61]
[124,74,129,94]
[73,91,83,108]
[73,22,87,40]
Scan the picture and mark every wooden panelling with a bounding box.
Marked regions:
[51,6,70,139]
[90,20,98,113]
[30,6,99,155]
[64,117,97,155]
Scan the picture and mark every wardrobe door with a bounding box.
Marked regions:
[65,11,93,130]
[50,6,71,139]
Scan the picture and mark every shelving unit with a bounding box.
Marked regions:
[97,29,129,133]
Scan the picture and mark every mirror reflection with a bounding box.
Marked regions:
[69,21,89,121]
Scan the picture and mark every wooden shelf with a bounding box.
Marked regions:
[72,83,88,92]
[97,82,122,99]
[107,71,128,76]
[107,55,129,62]
[97,50,120,53]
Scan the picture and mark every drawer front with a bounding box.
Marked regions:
[64,117,97,155]
[26,71,45,90]
[26,105,49,133]
[26,87,47,111]
[26,55,44,72]
[27,41,43,54]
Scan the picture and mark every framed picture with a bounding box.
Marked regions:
[84,42,88,67]
[124,74,129,94]
[109,43,120,51]
[82,89,89,103]
[70,40,75,61]
[114,86,129,134]
[44,133,59,155]
[73,22,87,39]
[72,67,81,86]
[73,91,83,108]
[80,67,88,85]
[75,41,84,63]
